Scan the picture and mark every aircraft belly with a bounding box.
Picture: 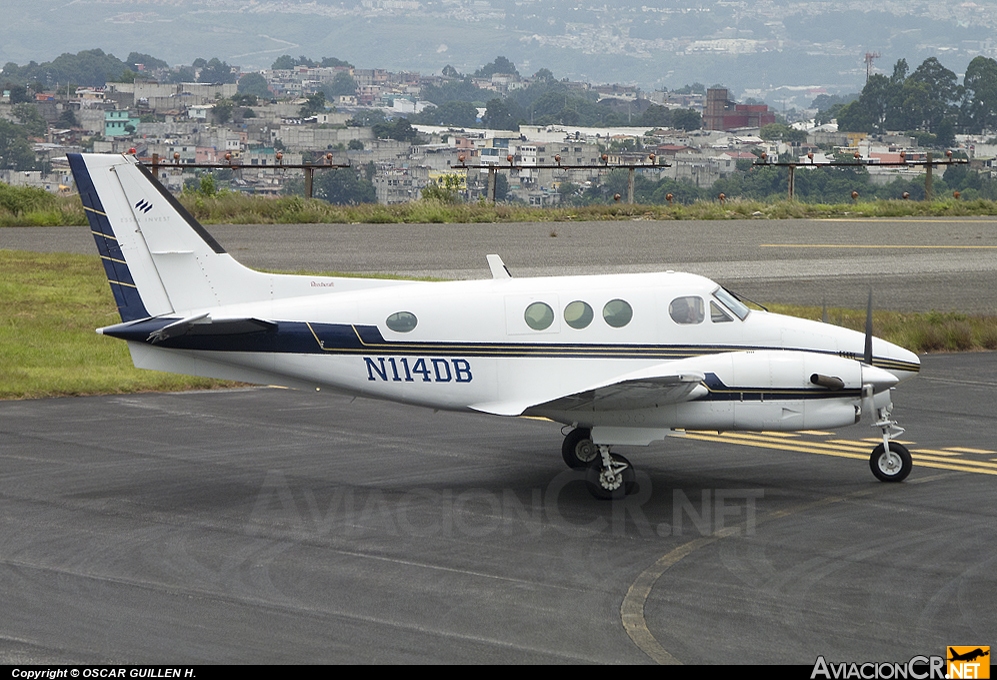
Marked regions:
[126,343,301,388]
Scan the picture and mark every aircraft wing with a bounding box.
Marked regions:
[470,365,706,417]
[532,371,707,412]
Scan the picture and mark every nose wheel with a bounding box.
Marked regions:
[870,442,912,482]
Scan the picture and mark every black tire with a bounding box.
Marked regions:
[585,453,636,500]
[562,428,598,470]
[869,442,912,482]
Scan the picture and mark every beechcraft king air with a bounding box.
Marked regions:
[69,152,921,499]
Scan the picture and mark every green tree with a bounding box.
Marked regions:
[475,56,519,78]
[238,72,271,99]
[323,72,358,98]
[126,52,169,71]
[373,118,421,143]
[961,56,997,133]
[483,98,519,130]
[320,57,352,68]
[0,119,37,169]
[213,100,234,124]
[299,92,327,117]
[671,108,702,131]
[59,109,79,128]
[421,173,464,203]
[314,168,376,205]
[198,58,237,84]
[415,100,478,127]
[759,123,806,142]
[348,109,388,127]
[12,104,47,137]
[902,57,961,133]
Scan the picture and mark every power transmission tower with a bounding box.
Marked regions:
[864,52,881,83]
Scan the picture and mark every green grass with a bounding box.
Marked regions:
[0,250,230,399]
[3,183,997,226]
[2,250,995,400]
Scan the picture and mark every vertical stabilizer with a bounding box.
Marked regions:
[69,153,280,319]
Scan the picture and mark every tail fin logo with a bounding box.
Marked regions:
[135,199,153,213]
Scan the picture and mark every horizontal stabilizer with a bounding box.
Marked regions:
[99,315,277,343]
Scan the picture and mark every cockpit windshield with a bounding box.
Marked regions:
[712,287,750,321]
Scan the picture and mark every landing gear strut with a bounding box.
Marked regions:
[561,428,637,499]
[868,398,911,482]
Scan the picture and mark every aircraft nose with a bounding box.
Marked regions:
[872,340,920,383]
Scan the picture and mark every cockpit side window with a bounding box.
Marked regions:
[712,287,750,321]
[710,301,733,323]
[668,296,705,325]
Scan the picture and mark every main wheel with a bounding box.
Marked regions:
[869,442,912,482]
[585,453,636,500]
[562,428,598,470]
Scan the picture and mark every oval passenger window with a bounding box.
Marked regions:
[524,301,555,330]
[386,311,418,333]
[602,299,633,328]
[564,300,594,329]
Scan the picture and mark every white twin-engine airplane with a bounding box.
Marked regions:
[70,152,921,499]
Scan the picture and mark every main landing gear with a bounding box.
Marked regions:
[867,398,912,482]
[562,428,636,500]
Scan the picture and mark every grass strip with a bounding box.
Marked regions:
[3,187,997,226]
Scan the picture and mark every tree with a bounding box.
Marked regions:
[348,109,388,127]
[421,173,464,203]
[533,68,556,83]
[671,109,702,131]
[0,119,37,170]
[197,58,237,84]
[483,98,519,130]
[320,57,352,68]
[313,168,376,205]
[902,57,961,133]
[414,100,478,127]
[59,109,79,128]
[238,72,271,99]
[126,52,168,72]
[213,100,234,124]
[324,72,357,98]
[475,56,519,78]
[299,92,327,117]
[961,56,997,133]
[759,123,806,142]
[12,104,47,137]
[373,118,421,143]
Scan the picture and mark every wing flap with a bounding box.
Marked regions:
[469,367,707,417]
[537,372,707,412]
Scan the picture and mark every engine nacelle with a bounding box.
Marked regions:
[672,350,867,431]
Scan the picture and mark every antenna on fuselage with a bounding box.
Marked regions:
[486,254,512,279]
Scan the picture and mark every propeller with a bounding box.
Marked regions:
[863,289,873,365]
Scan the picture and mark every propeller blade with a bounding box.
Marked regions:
[864,289,873,365]
[821,296,828,324]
